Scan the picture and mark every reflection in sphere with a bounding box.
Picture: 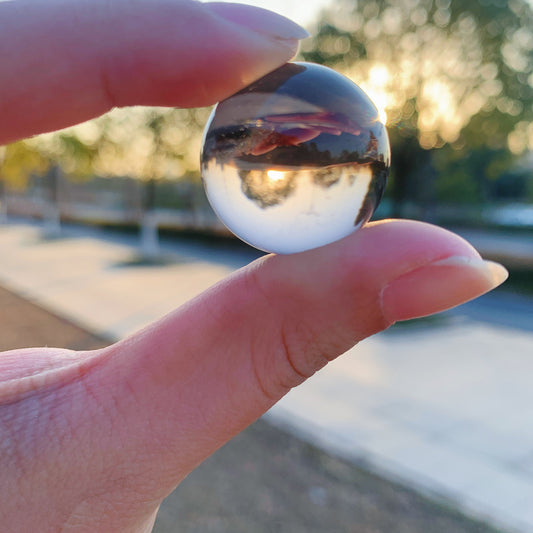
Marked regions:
[201,62,391,254]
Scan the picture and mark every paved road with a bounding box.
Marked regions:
[455,228,533,270]
[451,290,533,333]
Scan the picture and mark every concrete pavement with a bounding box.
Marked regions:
[1,221,533,532]
[454,228,533,269]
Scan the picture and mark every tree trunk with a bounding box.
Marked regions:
[0,178,7,224]
[139,179,160,258]
[42,165,61,238]
[139,210,160,259]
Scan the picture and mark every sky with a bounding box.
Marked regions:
[210,0,533,28]
[206,0,330,28]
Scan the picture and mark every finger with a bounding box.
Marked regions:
[0,220,507,530]
[54,221,506,483]
[0,0,308,144]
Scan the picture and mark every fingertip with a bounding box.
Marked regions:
[205,2,310,40]
[258,218,498,332]
[105,0,305,108]
[380,255,508,322]
[0,0,306,143]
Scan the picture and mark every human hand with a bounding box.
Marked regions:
[0,1,507,532]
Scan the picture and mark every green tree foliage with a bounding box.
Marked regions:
[3,0,531,222]
[0,141,50,190]
[0,105,209,203]
[302,0,533,213]
[0,105,211,226]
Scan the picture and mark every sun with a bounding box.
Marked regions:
[346,64,390,125]
[266,169,286,182]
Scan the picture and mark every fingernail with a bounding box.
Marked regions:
[381,256,508,322]
[206,2,310,40]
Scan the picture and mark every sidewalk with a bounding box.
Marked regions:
[454,228,533,269]
[1,221,533,532]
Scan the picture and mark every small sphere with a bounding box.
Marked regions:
[201,62,390,254]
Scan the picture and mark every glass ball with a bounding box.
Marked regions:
[201,62,390,254]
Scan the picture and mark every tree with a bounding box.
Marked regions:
[5,105,208,249]
[1,141,50,189]
[302,0,533,215]
[0,141,51,224]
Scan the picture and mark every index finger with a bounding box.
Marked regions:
[0,0,308,145]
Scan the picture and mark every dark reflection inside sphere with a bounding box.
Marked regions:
[201,62,390,254]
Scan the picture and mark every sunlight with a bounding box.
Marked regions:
[369,65,390,86]
[369,92,389,125]
[352,67,390,125]
[266,169,286,182]
[361,65,391,124]
[421,79,454,122]
[418,78,462,146]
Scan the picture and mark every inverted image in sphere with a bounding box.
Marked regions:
[201,62,390,254]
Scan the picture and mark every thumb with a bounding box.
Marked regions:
[0,220,507,531]
[77,220,506,479]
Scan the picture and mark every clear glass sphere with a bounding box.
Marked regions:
[201,62,390,254]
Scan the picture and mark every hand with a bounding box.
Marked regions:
[0,1,507,531]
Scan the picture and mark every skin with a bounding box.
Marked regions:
[0,1,508,531]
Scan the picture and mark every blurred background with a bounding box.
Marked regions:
[1,0,532,250]
[1,0,533,532]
